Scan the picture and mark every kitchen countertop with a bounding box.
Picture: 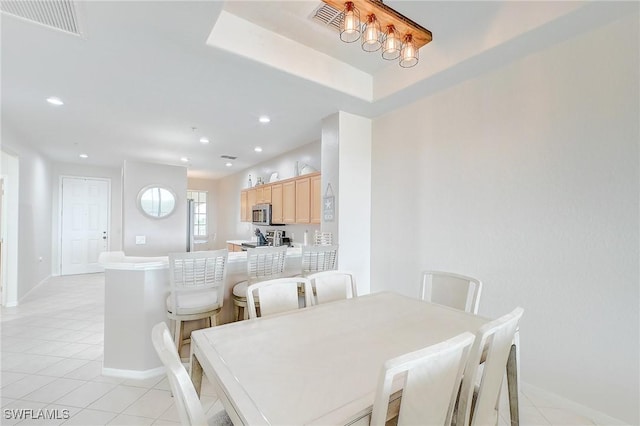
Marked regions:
[226,239,296,249]
[227,239,254,246]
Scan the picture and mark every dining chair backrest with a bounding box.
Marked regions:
[456,307,524,426]
[168,249,228,314]
[420,271,483,314]
[307,270,357,305]
[370,332,475,426]
[151,322,208,426]
[246,246,288,284]
[246,277,312,319]
[314,231,333,245]
[301,244,338,276]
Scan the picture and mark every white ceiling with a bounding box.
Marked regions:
[1,0,626,179]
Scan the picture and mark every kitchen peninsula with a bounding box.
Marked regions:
[99,247,302,378]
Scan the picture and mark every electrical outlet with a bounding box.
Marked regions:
[135,236,146,245]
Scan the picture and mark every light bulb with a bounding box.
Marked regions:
[400,34,419,68]
[382,25,401,60]
[340,2,361,43]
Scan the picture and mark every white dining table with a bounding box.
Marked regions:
[189,291,518,425]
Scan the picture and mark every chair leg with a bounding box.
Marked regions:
[233,303,240,322]
[507,344,519,426]
[173,319,182,355]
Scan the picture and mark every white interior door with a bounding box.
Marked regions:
[61,177,110,275]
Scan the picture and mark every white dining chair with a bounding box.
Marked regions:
[370,332,475,426]
[456,307,524,426]
[232,245,288,321]
[246,277,313,319]
[151,322,232,426]
[307,270,357,305]
[419,271,483,314]
[167,249,228,354]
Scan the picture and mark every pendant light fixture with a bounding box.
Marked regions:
[340,1,361,43]
[381,24,401,60]
[361,14,382,52]
[399,34,418,68]
[323,0,432,68]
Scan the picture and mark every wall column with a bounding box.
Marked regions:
[321,111,372,294]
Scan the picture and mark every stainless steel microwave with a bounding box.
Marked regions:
[252,203,272,226]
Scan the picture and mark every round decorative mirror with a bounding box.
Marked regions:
[137,185,177,219]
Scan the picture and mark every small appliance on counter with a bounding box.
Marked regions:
[255,228,268,246]
[266,230,287,247]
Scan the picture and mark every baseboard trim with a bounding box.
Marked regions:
[102,366,166,380]
[15,274,52,306]
[521,382,628,425]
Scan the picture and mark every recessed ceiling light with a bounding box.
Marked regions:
[180,157,189,163]
[46,97,64,106]
[258,116,271,124]
[200,137,210,144]
[254,146,263,153]
[79,153,88,159]
[225,162,233,167]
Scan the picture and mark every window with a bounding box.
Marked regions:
[187,190,207,237]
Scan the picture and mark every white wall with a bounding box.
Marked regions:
[1,151,19,306]
[215,141,321,247]
[122,161,187,256]
[337,112,372,295]
[51,162,123,275]
[370,15,638,423]
[321,114,339,241]
[1,128,53,302]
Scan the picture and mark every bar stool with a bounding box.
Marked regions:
[301,244,338,277]
[166,249,228,355]
[232,246,287,321]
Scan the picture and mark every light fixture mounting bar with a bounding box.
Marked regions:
[321,0,432,49]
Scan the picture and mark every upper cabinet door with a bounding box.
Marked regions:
[295,177,311,224]
[263,185,272,204]
[271,184,283,224]
[240,191,248,222]
[311,174,321,224]
[247,189,257,216]
[282,181,296,224]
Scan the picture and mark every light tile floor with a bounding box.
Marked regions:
[1,274,599,425]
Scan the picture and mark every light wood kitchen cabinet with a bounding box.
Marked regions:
[256,185,272,204]
[262,185,272,204]
[247,189,257,220]
[271,184,283,224]
[282,180,296,224]
[240,172,321,225]
[240,191,248,222]
[311,173,321,224]
[227,243,243,252]
[295,176,311,223]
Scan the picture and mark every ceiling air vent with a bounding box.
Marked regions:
[221,155,237,160]
[0,0,82,36]
[310,3,342,33]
